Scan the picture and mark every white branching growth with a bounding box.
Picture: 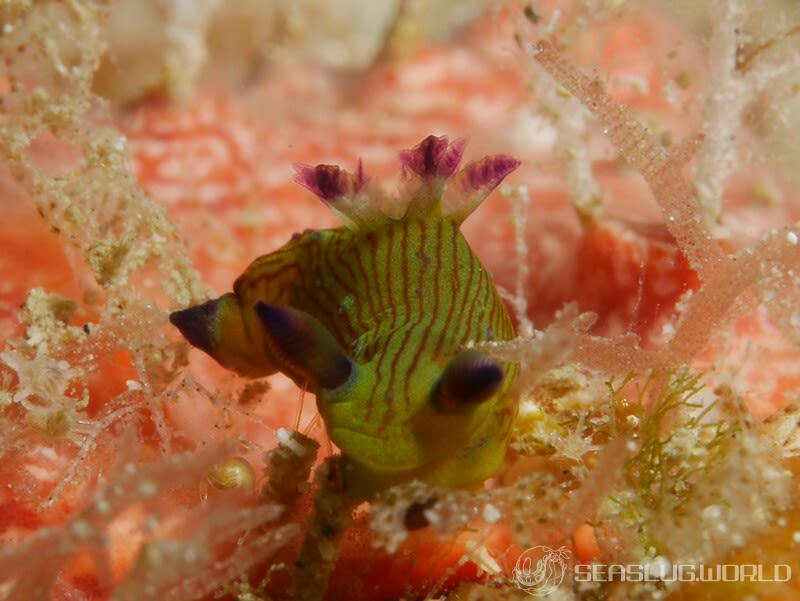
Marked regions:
[0,441,296,601]
[693,0,747,233]
[0,1,210,465]
[485,38,800,390]
[695,0,800,233]
[532,41,724,275]
[502,184,536,337]
[513,4,608,225]
[529,70,603,223]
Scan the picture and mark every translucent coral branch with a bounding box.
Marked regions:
[654,223,800,361]
[504,185,535,337]
[115,504,296,601]
[739,225,800,347]
[693,1,799,234]
[532,41,726,280]
[522,62,603,222]
[521,41,800,372]
[527,221,800,376]
[0,440,271,601]
[39,392,146,511]
[693,0,747,232]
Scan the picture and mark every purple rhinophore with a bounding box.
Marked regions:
[254,302,351,389]
[399,135,466,180]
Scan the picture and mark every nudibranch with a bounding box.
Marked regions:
[170,135,521,498]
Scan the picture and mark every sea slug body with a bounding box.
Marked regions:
[171,135,520,498]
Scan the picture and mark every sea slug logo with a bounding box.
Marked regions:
[512,545,571,596]
[511,546,792,596]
